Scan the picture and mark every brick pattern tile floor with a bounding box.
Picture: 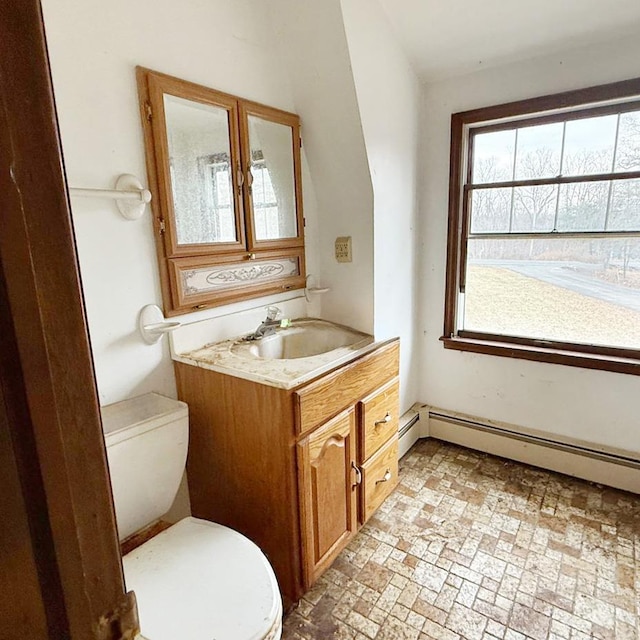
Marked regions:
[282,439,640,640]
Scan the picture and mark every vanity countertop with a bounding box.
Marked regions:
[172,319,378,390]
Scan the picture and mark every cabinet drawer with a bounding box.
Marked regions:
[360,438,398,524]
[294,340,399,436]
[358,378,399,463]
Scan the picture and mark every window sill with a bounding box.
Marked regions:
[441,335,640,376]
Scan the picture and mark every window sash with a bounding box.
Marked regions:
[469,98,640,138]
[465,169,640,191]
[468,230,640,240]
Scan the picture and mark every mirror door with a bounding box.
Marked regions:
[240,103,304,251]
[147,72,246,256]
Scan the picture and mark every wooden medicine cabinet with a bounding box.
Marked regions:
[137,68,306,315]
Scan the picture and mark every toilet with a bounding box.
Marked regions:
[102,392,283,640]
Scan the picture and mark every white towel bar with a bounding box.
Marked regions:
[69,174,151,220]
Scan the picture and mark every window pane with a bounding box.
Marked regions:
[511,185,558,232]
[615,111,640,172]
[514,122,563,180]
[463,237,640,349]
[562,115,617,176]
[472,130,515,184]
[556,180,609,231]
[469,188,512,233]
[608,179,640,230]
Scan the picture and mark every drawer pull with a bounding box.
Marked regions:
[351,461,362,488]
[374,412,391,427]
[375,469,392,485]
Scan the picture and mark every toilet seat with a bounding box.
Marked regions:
[122,517,282,640]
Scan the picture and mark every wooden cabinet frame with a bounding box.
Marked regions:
[137,68,306,315]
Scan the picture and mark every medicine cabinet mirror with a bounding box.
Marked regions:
[137,68,305,315]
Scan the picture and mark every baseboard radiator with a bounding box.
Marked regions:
[407,406,640,494]
[397,403,422,458]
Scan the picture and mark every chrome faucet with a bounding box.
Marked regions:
[245,306,289,341]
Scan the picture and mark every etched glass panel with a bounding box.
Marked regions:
[180,257,300,297]
[164,94,237,245]
[248,116,297,241]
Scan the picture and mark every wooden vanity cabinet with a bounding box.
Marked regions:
[175,338,399,607]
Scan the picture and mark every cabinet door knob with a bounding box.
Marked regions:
[351,461,362,488]
[375,469,392,485]
[374,412,391,427]
[236,162,245,195]
[246,162,254,194]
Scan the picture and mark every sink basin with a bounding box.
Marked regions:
[238,319,372,360]
[175,318,377,389]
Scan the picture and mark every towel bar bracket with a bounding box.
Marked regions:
[69,173,151,220]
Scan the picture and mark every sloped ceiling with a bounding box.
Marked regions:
[376,0,640,81]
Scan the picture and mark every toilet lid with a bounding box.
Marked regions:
[123,517,282,640]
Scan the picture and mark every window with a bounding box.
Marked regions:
[444,78,640,375]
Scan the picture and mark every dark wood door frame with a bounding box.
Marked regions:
[0,2,138,638]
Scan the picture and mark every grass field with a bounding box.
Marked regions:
[464,266,640,349]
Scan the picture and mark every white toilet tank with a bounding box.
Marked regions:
[101,393,188,541]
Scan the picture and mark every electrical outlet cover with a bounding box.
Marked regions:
[335,236,352,263]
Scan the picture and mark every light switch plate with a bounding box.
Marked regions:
[335,236,352,263]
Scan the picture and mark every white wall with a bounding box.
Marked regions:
[269,0,375,334]
[340,0,420,413]
[41,0,320,405]
[420,35,640,454]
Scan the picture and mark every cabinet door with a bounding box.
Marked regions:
[239,101,304,253]
[297,408,357,588]
[144,69,246,257]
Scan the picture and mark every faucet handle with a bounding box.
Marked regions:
[265,305,281,321]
